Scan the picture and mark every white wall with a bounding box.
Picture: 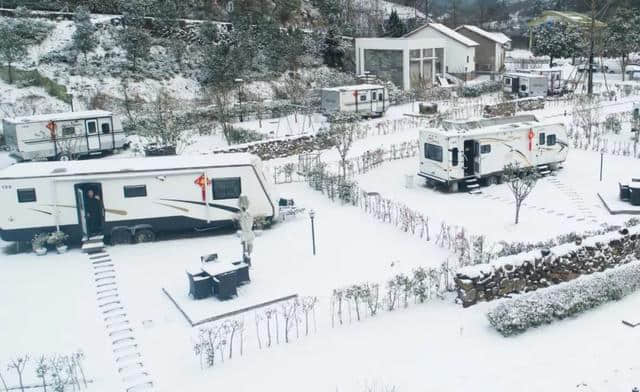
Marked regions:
[407,27,476,75]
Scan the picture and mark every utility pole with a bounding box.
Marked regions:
[587,0,596,96]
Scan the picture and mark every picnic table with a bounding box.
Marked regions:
[187,261,251,301]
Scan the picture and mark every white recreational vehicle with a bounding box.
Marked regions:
[321,84,388,117]
[516,68,563,95]
[0,153,278,245]
[418,115,569,192]
[503,73,548,98]
[2,110,126,161]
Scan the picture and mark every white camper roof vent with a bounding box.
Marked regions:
[51,168,67,174]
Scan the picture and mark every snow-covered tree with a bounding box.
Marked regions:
[0,19,28,84]
[384,10,406,37]
[72,6,97,64]
[531,22,582,67]
[119,0,152,71]
[323,27,345,69]
[604,8,640,81]
[329,112,361,179]
[503,164,540,225]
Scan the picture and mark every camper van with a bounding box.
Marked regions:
[321,84,388,117]
[418,115,568,192]
[503,73,548,98]
[2,110,126,161]
[0,153,278,245]
[516,68,563,95]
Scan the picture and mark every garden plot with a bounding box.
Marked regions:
[0,245,120,391]
[356,148,634,243]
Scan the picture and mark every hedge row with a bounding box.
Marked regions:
[487,260,640,336]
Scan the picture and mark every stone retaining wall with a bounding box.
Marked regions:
[454,227,640,307]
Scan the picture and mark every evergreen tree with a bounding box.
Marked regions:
[119,0,152,71]
[0,19,28,84]
[605,8,640,81]
[384,10,406,37]
[323,27,345,69]
[531,22,582,67]
[72,6,97,64]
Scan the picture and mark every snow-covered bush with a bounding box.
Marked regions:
[604,114,622,134]
[487,261,640,336]
[459,81,501,98]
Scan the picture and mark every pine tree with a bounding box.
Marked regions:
[384,10,406,37]
[119,0,152,71]
[72,6,97,64]
[605,8,640,81]
[0,19,27,84]
[531,22,582,67]
[323,27,345,69]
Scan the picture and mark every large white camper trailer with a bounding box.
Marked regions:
[0,153,278,245]
[2,110,126,161]
[418,115,568,192]
[515,68,563,95]
[503,73,547,98]
[321,84,388,117]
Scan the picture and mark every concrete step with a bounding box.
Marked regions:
[466,183,480,189]
[469,189,483,195]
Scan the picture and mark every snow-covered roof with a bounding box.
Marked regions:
[528,11,606,28]
[422,115,563,137]
[455,25,511,45]
[404,23,478,47]
[0,153,259,179]
[321,84,385,92]
[3,110,113,124]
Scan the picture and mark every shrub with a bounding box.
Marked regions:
[225,126,265,145]
[459,81,501,98]
[487,261,640,336]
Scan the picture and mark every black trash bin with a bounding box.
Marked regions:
[630,184,640,206]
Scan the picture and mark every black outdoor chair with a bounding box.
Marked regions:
[231,262,251,285]
[213,271,238,300]
[187,271,213,300]
[201,253,219,263]
[620,183,631,201]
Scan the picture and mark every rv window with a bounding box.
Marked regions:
[480,144,491,154]
[451,148,459,166]
[360,95,367,102]
[212,177,241,200]
[102,123,111,134]
[124,185,147,198]
[539,132,546,145]
[504,77,511,86]
[520,85,527,92]
[372,93,377,101]
[17,188,36,203]
[87,121,97,134]
[425,143,443,162]
[634,108,640,120]
[547,134,557,146]
[378,93,383,101]
[466,56,469,63]
[62,127,75,136]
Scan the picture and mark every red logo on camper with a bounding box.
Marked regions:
[194,174,211,202]
[528,129,534,151]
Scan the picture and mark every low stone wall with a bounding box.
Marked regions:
[214,133,335,160]
[454,227,640,307]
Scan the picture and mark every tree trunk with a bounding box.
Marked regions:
[8,61,13,84]
[621,55,626,82]
[515,202,521,224]
[549,56,554,68]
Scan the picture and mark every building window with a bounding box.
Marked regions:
[466,56,469,63]
[410,49,421,59]
[62,127,75,136]
[539,132,546,145]
[547,134,557,146]
[124,185,147,198]
[425,143,443,162]
[451,148,459,166]
[101,123,111,134]
[212,177,241,200]
[17,188,36,203]
[480,144,491,154]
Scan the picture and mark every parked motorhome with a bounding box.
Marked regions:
[515,68,563,95]
[0,153,278,245]
[418,115,568,192]
[321,84,388,117]
[502,73,547,98]
[2,110,126,161]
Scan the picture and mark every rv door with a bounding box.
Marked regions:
[85,119,100,151]
[76,188,88,240]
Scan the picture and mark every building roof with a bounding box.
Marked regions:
[404,23,478,47]
[455,25,511,45]
[0,153,259,179]
[527,11,606,28]
[3,110,113,124]
[322,84,385,92]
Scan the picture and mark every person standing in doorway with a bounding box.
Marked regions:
[85,189,104,237]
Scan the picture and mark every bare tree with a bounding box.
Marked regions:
[207,87,236,143]
[329,112,361,179]
[0,367,9,392]
[503,164,540,224]
[572,95,601,143]
[8,355,29,392]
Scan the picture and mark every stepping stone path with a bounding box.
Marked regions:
[87,248,154,392]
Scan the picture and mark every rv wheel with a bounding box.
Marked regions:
[486,176,497,186]
[134,228,155,243]
[110,229,133,245]
[57,153,72,161]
